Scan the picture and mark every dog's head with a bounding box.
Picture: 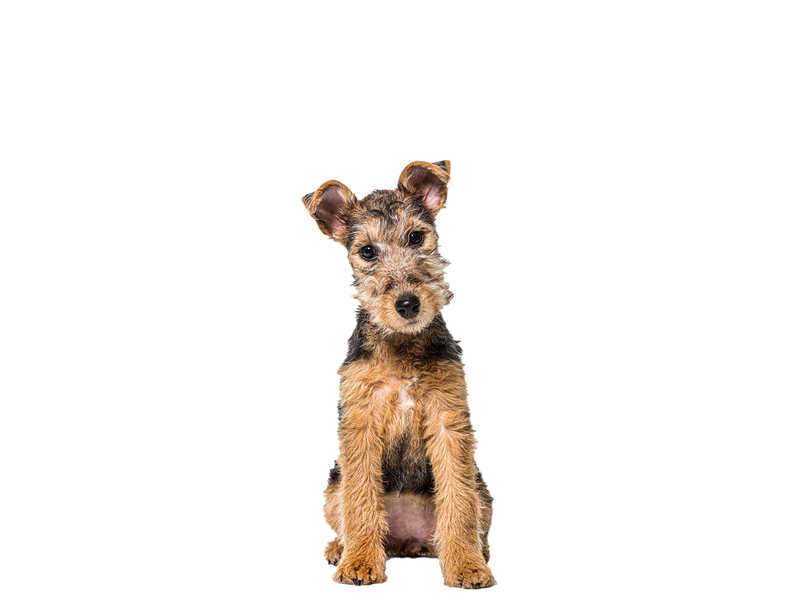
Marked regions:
[303,160,454,336]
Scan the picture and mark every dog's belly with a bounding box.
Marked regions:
[385,494,436,554]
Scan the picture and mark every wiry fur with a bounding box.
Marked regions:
[302,160,496,589]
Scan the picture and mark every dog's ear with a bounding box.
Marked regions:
[302,180,357,243]
[398,160,451,217]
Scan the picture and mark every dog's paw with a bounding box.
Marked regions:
[324,538,343,566]
[444,562,496,589]
[333,556,386,586]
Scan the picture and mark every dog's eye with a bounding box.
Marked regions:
[408,231,424,246]
[359,245,376,260]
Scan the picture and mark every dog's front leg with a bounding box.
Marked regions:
[423,368,496,589]
[333,378,389,585]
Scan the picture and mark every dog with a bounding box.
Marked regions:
[302,160,495,588]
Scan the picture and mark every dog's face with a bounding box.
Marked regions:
[344,189,453,335]
[303,161,454,336]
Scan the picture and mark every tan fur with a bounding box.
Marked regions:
[305,161,496,588]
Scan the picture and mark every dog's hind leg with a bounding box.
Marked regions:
[323,462,344,565]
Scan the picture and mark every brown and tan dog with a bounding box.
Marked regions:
[302,160,496,588]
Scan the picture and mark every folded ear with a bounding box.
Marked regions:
[397,160,451,217]
[302,180,357,242]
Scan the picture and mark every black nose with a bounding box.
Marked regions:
[395,294,421,319]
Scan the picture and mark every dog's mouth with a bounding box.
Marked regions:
[354,280,452,337]
[384,316,428,336]
[379,292,438,335]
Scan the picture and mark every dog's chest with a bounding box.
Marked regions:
[394,377,417,414]
[378,375,422,433]
[378,376,433,495]
[371,373,426,448]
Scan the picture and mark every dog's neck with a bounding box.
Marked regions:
[344,308,463,369]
